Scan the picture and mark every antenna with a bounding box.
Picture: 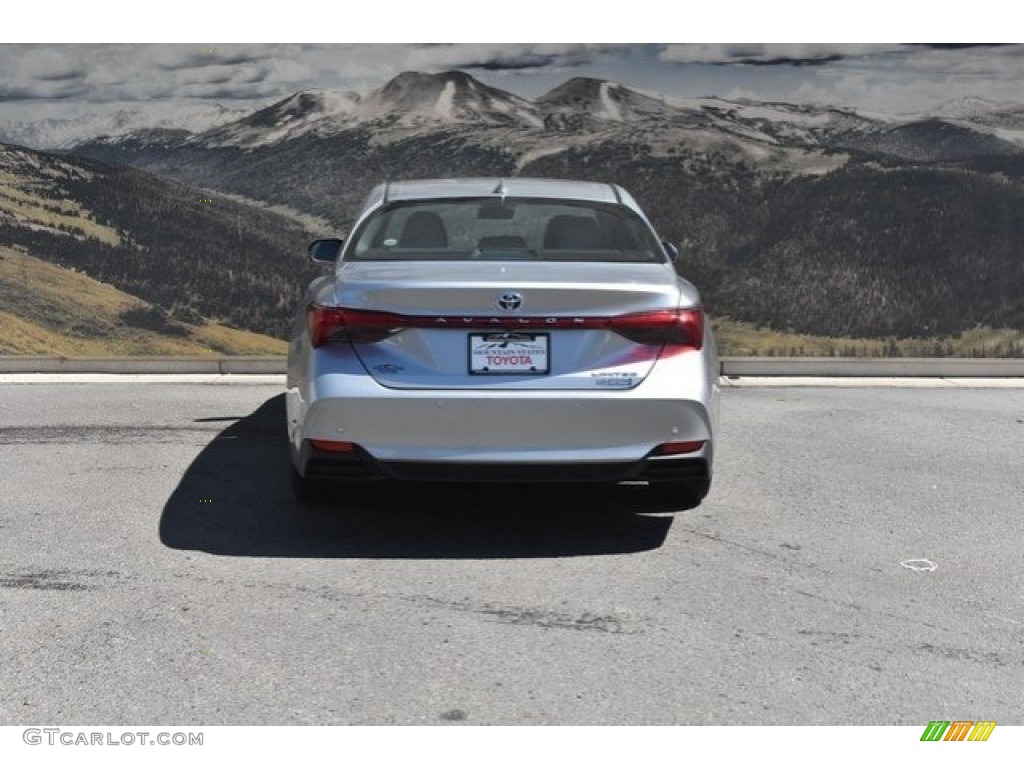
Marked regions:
[493,178,506,204]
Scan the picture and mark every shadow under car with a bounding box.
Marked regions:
[159,395,688,559]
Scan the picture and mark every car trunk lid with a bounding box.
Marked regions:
[320,261,699,390]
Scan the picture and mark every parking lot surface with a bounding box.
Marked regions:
[1,382,1022,724]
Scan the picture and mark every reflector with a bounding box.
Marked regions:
[310,439,357,453]
[653,440,705,456]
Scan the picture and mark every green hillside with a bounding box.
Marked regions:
[0,142,322,347]
[0,246,285,355]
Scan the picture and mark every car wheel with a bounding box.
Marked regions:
[291,465,323,503]
[650,478,711,509]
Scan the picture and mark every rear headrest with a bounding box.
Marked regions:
[543,215,602,249]
[399,211,448,248]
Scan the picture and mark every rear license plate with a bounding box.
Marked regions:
[469,333,549,375]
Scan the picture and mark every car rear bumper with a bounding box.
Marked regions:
[300,439,710,485]
[287,343,718,477]
[293,379,711,455]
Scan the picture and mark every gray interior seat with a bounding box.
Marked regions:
[399,211,448,248]
[543,215,603,249]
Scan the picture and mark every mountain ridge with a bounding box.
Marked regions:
[80,70,1024,154]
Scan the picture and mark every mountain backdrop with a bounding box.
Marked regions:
[4,70,1023,355]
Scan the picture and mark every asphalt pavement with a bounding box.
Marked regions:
[1,380,1022,724]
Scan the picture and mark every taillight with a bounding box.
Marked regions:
[609,308,704,349]
[307,305,704,350]
[307,306,407,347]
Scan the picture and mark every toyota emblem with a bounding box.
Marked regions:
[497,292,523,311]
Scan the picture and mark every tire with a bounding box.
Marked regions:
[291,464,323,503]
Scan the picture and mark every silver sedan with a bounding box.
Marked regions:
[286,178,719,505]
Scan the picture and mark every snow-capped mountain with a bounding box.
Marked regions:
[356,70,543,128]
[66,70,1024,188]
[12,69,1024,162]
[537,77,681,127]
[198,89,361,147]
[71,69,1024,216]
[180,71,886,154]
[191,71,544,149]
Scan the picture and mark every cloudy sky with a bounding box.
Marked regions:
[3,4,1023,126]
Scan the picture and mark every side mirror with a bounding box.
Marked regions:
[308,238,344,264]
[661,241,680,262]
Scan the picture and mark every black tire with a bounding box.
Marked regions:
[291,465,323,503]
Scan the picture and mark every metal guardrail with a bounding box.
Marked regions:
[0,356,284,374]
[1,356,1023,377]
[718,357,1024,378]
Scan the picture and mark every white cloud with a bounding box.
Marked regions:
[2,42,1024,123]
[402,43,626,72]
[658,44,911,66]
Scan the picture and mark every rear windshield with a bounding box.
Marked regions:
[347,198,666,263]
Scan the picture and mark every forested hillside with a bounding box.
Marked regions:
[1,143,322,341]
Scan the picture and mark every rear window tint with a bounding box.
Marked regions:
[349,199,665,263]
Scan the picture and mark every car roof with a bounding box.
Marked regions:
[359,177,647,219]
